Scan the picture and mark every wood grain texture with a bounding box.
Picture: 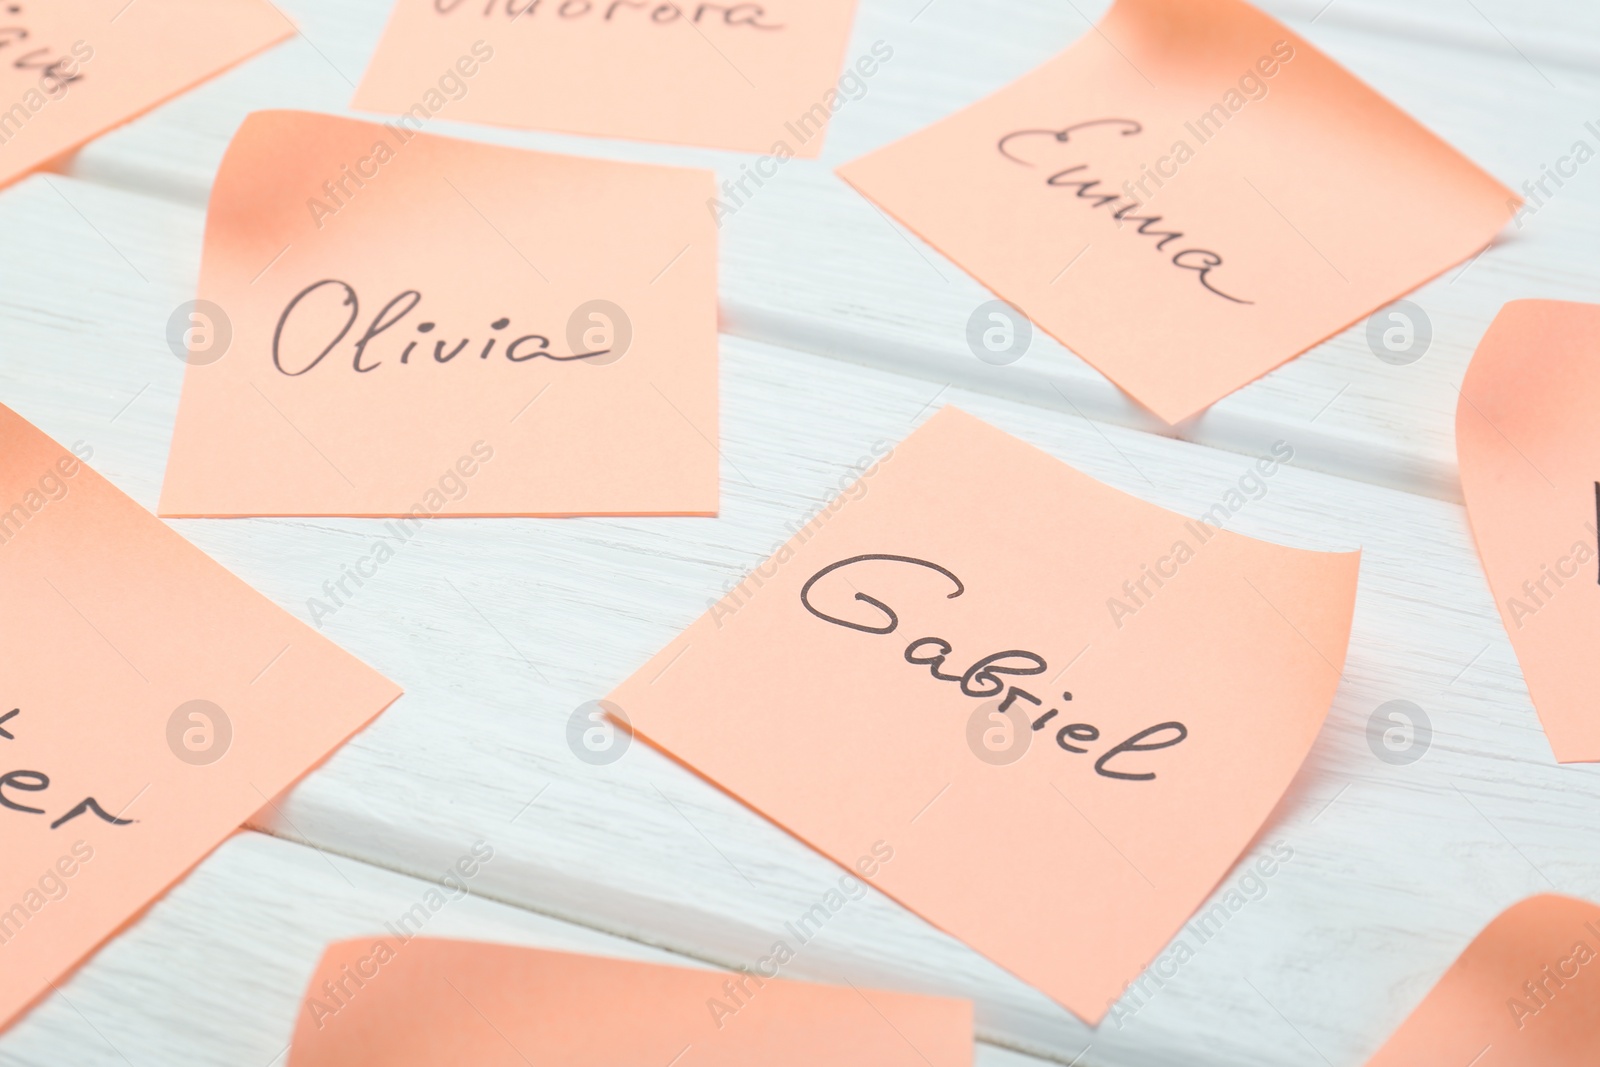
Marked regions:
[0,831,1046,1066]
[50,0,1600,501]
[7,174,1600,1064]
[5,0,1600,1062]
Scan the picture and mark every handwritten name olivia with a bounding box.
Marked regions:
[273,280,609,376]
[800,554,1188,781]
[997,119,1250,304]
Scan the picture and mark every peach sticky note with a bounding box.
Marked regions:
[0,404,400,1032]
[607,406,1359,1023]
[352,0,864,155]
[1458,300,1600,764]
[1365,895,1600,1066]
[837,0,1513,424]
[288,938,973,1066]
[0,0,291,189]
[159,110,718,518]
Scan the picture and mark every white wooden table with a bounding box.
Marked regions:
[3,1,1599,1064]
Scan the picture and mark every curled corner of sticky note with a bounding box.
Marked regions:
[287,938,975,1067]
[1457,298,1600,764]
[288,936,404,1052]
[1364,893,1600,1066]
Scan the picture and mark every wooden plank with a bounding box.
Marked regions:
[6,175,1597,1064]
[1267,0,1600,67]
[46,0,1600,501]
[0,831,1049,1067]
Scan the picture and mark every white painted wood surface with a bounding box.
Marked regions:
[4,1,1600,1064]
[55,0,1600,502]
[0,831,1044,1067]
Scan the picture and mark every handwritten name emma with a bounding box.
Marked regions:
[997,119,1250,304]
